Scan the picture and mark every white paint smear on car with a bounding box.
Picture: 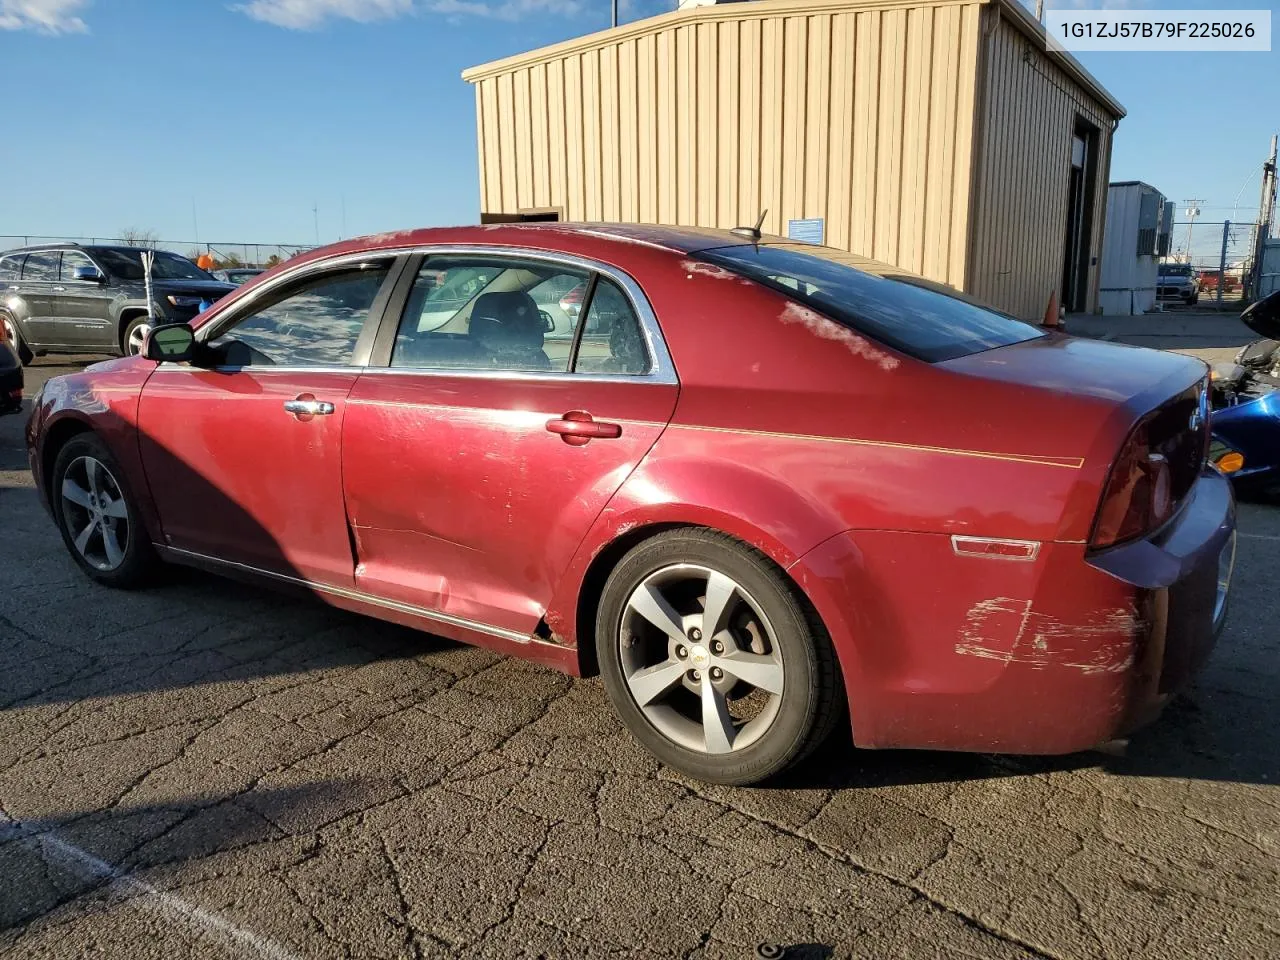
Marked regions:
[778,302,900,371]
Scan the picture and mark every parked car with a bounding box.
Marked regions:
[26,224,1235,785]
[0,244,234,363]
[1157,263,1200,304]
[0,336,21,416]
[213,267,265,286]
[1196,269,1240,296]
[1208,290,1280,496]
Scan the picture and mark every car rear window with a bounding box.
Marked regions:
[697,244,1044,362]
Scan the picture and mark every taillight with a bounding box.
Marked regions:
[1090,418,1176,549]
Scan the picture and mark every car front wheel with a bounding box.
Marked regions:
[596,529,844,785]
[51,433,158,588]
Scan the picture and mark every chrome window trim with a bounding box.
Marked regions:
[193,248,407,347]
[162,545,555,647]
[153,363,366,376]
[188,243,677,385]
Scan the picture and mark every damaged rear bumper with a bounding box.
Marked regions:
[789,468,1236,755]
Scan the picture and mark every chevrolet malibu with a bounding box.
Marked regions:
[26,224,1236,785]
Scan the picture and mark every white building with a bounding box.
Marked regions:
[1098,181,1173,316]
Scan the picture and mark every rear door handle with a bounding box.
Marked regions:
[284,396,335,417]
[546,411,622,445]
[52,286,66,292]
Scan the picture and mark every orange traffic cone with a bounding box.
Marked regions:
[1042,289,1062,330]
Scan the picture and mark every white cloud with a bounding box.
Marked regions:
[1040,0,1155,8]
[233,0,415,29]
[426,0,583,20]
[0,0,89,33]
[234,0,585,27]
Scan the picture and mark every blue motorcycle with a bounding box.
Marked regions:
[1210,290,1280,498]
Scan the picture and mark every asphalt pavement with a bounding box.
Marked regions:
[1,353,1278,960]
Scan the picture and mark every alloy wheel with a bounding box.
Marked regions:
[619,563,785,755]
[60,456,131,571]
[126,321,151,355]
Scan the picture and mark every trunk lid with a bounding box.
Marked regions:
[940,334,1210,541]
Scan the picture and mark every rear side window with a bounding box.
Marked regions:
[22,252,59,280]
[0,255,22,281]
[698,244,1043,362]
[574,279,649,375]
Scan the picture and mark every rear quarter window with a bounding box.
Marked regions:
[697,244,1043,362]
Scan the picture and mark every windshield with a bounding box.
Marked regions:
[699,244,1043,362]
[92,249,213,281]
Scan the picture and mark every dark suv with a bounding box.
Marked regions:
[0,244,234,364]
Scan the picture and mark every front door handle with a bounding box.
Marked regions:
[546,411,622,446]
[52,286,66,292]
[284,396,335,417]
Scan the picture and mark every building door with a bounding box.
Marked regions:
[1061,120,1099,313]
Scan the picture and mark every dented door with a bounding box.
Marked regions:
[138,368,360,587]
[341,374,677,636]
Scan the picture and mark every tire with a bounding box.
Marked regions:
[121,315,153,356]
[2,315,32,365]
[51,433,158,588]
[596,528,844,785]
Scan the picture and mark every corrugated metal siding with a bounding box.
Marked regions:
[470,0,984,290]
[966,10,1115,318]
[1099,183,1160,316]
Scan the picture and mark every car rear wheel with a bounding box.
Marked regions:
[51,433,158,588]
[2,315,33,365]
[596,529,844,785]
[122,315,152,356]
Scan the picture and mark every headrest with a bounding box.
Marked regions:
[470,291,544,354]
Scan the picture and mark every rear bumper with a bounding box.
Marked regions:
[791,468,1236,754]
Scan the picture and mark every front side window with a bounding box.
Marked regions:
[207,262,391,367]
[92,248,212,281]
[22,252,59,281]
[59,250,96,280]
[698,244,1043,363]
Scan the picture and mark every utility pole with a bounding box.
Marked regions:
[313,203,320,247]
[1248,135,1277,298]
[1035,0,1044,21]
[1181,200,1204,262]
[611,0,617,27]
[1218,221,1231,305]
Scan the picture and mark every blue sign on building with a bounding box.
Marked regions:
[787,218,825,245]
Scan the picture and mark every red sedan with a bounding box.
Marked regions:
[26,224,1236,785]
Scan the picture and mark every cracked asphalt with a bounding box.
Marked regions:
[2,357,1278,960]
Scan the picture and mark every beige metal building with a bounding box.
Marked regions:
[462,0,1125,319]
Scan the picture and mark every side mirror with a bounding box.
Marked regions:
[1241,290,1280,340]
[143,323,196,363]
[72,265,105,283]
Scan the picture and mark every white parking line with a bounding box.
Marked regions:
[1239,533,1280,542]
[1,813,299,960]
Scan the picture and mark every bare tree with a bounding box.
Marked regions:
[119,227,158,248]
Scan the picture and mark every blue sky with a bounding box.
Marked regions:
[0,0,1276,247]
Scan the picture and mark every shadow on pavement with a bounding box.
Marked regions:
[0,779,371,935]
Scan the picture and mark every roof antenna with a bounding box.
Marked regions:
[731,209,768,242]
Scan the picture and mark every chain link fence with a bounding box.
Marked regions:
[0,235,311,269]
[1161,218,1264,310]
